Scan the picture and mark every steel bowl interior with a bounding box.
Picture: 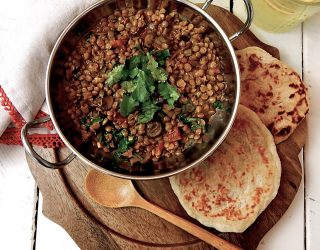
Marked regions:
[46,0,240,180]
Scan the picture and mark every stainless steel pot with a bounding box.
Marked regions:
[21,0,253,180]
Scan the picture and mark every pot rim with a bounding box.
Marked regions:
[45,0,241,180]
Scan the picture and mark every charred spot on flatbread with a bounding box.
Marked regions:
[236,46,309,144]
[170,105,281,233]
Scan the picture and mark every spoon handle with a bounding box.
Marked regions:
[133,197,242,250]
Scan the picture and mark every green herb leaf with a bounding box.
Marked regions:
[158,82,180,107]
[118,138,131,152]
[121,81,136,93]
[138,102,160,124]
[128,55,141,69]
[92,117,103,123]
[120,95,139,116]
[144,70,156,93]
[146,53,158,69]
[190,123,202,131]
[145,54,168,82]
[157,59,166,67]
[155,49,170,60]
[132,71,149,102]
[128,67,139,79]
[177,115,204,132]
[128,54,147,69]
[80,116,103,129]
[155,49,170,66]
[113,130,124,142]
[153,68,168,82]
[106,64,126,86]
[80,116,88,124]
[177,114,189,124]
[115,136,136,157]
[213,100,223,110]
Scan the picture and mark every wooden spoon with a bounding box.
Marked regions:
[85,170,242,250]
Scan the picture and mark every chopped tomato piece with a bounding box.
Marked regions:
[111,39,125,48]
[213,67,221,74]
[157,142,164,151]
[166,128,181,142]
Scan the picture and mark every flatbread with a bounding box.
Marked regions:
[169,105,281,233]
[236,46,309,144]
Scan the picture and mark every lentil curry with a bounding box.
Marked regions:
[60,7,235,173]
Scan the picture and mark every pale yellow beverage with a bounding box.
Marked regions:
[252,0,320,32]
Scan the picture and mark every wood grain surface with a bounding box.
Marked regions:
[26,5,307,250]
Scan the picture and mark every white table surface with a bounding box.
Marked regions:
[0,1,319,249]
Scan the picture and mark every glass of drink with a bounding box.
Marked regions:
[252,0,320,32]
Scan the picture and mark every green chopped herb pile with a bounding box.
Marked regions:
[106,49,180,124]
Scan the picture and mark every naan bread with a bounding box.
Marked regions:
[236,46,309,144]
[169,105,281,233]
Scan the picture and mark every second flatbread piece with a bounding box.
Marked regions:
[170,105,281,233]
[236,46,309,144]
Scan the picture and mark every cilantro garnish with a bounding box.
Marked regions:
[158,82,180,108]
[106,49,180,123]
[131,70,149,102]
[118,137,134,153]
[120,95,138,116]
[112,130,136,158]
[154,49,170,66]
[144,54,166,82]
[138,102,161,124]
[128,54,147,69]
[155,49,170,60]
[80,116,104,129]
[106,65,126,86]
[213,100,223,110]
[80,116,88,125]
[144,71,156,93]
[121,81,136,93]
[177,115,205,132]
[92,117,104,123]
[128,68,139,79]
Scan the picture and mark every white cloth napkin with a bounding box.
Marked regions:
[0,0,99,136]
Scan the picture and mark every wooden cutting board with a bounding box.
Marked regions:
[26,5,307,250]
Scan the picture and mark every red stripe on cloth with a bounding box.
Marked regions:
[34,110,54,130]
[0,86,25,128]
[0,127,64,148]
[0,86,63,148]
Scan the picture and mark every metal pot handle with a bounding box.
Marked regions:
[21,116,76,169]
[202,0,253,42]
